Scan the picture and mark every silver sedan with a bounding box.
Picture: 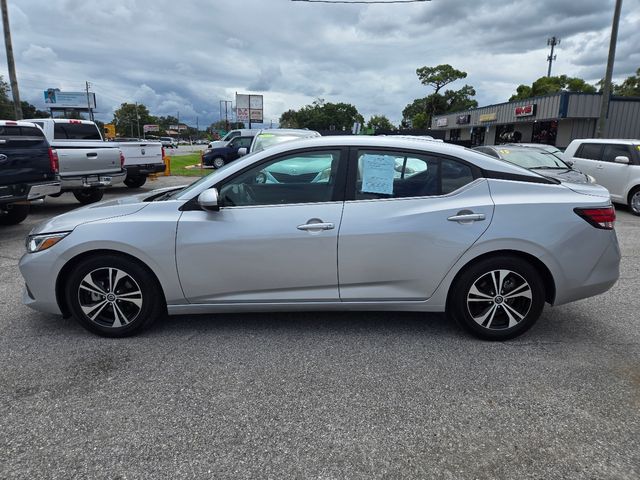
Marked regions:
[19,136,621,340]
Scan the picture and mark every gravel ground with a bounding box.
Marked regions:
[1,177,639,479]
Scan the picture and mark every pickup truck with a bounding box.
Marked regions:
[27,118,126,204]
[0,120,61,225]
[111,138,165,188]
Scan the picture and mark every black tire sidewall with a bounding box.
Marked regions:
[124,176,147,188]
[628,187,640,216]
[65,255,164,337]
[213,157,225,168]
[450,257,545,341]
[73,189,104,204]
[0,204,29,225]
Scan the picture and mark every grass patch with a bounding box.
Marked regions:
[167,153,210,177]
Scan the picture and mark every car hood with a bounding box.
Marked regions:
[533,168,591,184]
[29,185,184,235]
[208,140,226,149]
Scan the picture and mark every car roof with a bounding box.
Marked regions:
[569,138,640,145]
[0,120,40,127]
[256,128,320,136]
[26,118,95,124]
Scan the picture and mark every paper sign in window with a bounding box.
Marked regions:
[361,155,395,195]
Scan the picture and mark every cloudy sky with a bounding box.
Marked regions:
[4,0,640,127]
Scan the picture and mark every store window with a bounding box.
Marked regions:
[532,120,558,145]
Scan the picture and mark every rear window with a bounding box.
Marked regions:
[575,143,602,160]
[0,125,45,138]
[54,123,101,140]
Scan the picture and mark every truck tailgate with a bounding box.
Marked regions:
[53,141,121,176]
[117,142,163,167]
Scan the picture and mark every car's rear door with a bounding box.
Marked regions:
[176,147,347,303]
[596,144,634,202]
[338,148,494,301]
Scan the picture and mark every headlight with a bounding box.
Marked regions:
[26,232,70,253]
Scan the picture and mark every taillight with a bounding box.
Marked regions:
[48,147,59,173]
[119,151,125,168]
[574,207,616,230]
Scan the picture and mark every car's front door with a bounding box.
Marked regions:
[176,148,347,303]
[338,148,494,301]
[227,136,253,162]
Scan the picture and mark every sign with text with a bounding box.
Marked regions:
[456,114,471,125]
[515,104,537,118]
[44,89,96,109]
[361,154,395,195]
[479,112,497,122]
[436,118,448,127]
[143,124,159,132]
[236,93,263,123]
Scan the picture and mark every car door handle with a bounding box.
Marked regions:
[297,222,335,231]
[596,164,604,169]
[447,213,486,223]
[86,152,98,158]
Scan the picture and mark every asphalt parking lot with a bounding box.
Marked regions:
[1,177,639,479]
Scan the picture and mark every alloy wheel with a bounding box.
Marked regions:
[77,267,143,328]
[631,191,640,214]
[466,269,532,330]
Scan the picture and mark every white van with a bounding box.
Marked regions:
[565,138,640,215]
[208,129,260,149]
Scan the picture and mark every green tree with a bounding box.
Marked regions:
[612,68,640,97]
[0,76,48,119]
[509,75,596,101]
[401,84,477,128]
[366,115,395,132]
[416,64,468,95]
[412,64,471,126]
[20,101,49,118]
[113,103,157,137]
[279,100,364,131]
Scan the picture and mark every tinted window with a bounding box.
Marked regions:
[0,125,45,138]
[219,150,341,207]
[575,143,602,160]
[475,147,499,158]
[54,123,101,140]
[229,136,253,149]
[355,150,475,200]
[602,144,631,163]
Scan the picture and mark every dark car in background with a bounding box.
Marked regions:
[202,135,254,169]
[473,144,595,184]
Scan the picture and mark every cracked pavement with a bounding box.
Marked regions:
[1,178,639,479]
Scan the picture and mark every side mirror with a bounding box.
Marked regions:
[565,159,574,167]
[614,156,630,165]
[197,188,220,211]
[238,147,247,157]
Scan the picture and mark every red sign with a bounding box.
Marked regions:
[515,104,536,117]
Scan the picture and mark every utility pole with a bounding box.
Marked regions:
[596,0,623,138]
[546,36,560,77]
[219,100,232,131]
[1,0,22,119]
[134,102,140,139]
[85,81,94,121]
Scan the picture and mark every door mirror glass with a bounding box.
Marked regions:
[614,156,630,164]
[197,188,220,211]
[238,147,247,157]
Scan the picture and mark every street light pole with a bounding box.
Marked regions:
[1,0,22,119]
[596,0,623,138]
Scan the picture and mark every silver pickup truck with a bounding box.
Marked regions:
[27,118,126,204]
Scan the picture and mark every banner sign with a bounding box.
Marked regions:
[436,118,448,127]
[44,89,96,109]
[515,104,537,118]
[143,124,159,132]
[169,124,188,131]
[479,112,497,122]
[456,114,471,125]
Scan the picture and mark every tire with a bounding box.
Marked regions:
[628,187,640,216]
[0,204,29,226]
[448,256,545,341]
[48,192,63,198]
[124,175,147,188]
[212,157,225,169]
[73,189,104,205]
[64,254,165,337]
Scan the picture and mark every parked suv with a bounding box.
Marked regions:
[565,139,640,215]
[202,135,254,168]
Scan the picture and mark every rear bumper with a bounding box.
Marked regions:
[125,163,166,177]
[28,181,62,200]
[60,169,127,190]
[0,180,61,205]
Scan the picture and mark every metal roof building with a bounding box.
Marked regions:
[431,92,640,148]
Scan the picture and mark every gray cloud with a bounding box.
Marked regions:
[3,0,639,127]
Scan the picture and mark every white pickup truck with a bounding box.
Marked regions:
[110,138,165,188]
[28,118,126,204]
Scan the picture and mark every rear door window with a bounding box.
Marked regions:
[575,143,603,160]
[0,125,45,138]
[54,123,101,140]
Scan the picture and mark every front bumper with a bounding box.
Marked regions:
[60,169,127,190]
[19,250,64,316]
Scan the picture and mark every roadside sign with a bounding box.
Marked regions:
[104,124,116,139]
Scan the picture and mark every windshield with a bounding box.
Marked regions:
[169,161,239,200]
[252,133,314,153]
[54,123,101,140]
[498,148,569,169]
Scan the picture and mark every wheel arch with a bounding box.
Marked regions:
[445,249,556,309]
[55,249,167,318]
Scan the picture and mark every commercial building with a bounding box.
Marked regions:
[431,92,640,148]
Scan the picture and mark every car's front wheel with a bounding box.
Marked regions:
[65,254,165,337]
[448,256,545,341]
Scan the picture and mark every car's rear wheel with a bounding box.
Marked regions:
[124,175,147,188]
[0,204,29,225]
[449,256,545,341]
[628,187,640,216]
[73,188,104,204]
[212,157,225,169]
[65,255,165,337]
